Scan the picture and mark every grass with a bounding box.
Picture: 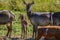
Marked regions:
[0,0,60,37]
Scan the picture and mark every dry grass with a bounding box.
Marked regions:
[0,36,11,40]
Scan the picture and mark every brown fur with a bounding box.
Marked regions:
[36,26,60,40]
[19,14,27,39]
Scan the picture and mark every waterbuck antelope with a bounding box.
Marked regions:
[19,14,27,39]
[36,26,60,40]
[22,0,53,38]
[53,12,60,26]
[0,10,15,38]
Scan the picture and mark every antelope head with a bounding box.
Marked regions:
[22,0,34,12]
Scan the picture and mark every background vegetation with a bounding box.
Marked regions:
[0,0,60,37]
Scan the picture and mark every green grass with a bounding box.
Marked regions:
[0,0,60,37]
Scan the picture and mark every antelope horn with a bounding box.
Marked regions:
[30,0,34,5]
[22,0,27,5]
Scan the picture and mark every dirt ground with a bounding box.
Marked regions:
[0,34,35,40]
[0,36,56,40]
[0,37,35,40]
